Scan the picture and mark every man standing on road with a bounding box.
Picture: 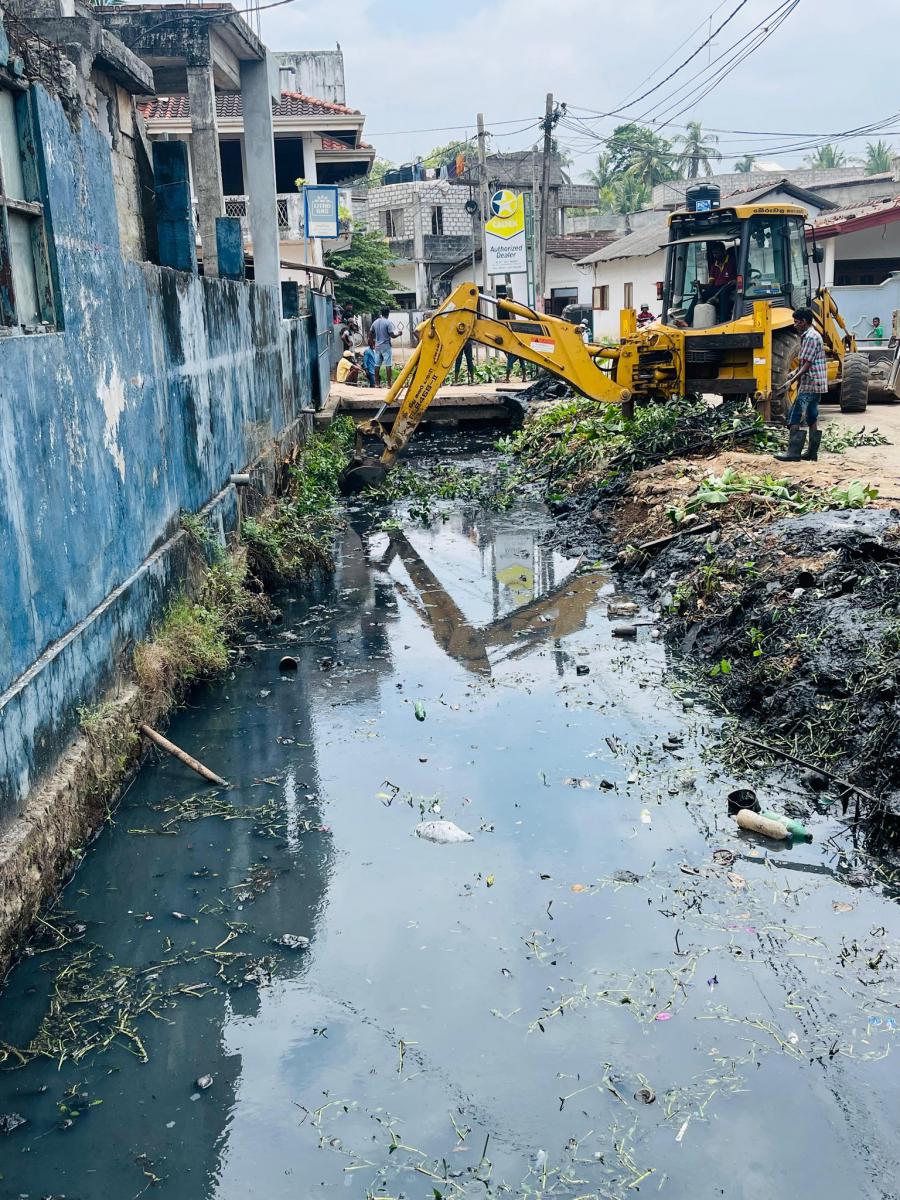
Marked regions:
[775,306,828,462]
[371,306,402,387]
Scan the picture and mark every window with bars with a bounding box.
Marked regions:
[431,205,443,236]
[0,87,55,332]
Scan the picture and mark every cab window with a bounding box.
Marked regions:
[745,216,788,300]
[787,218,810,307]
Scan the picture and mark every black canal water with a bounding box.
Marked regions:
[1,455,899,1199]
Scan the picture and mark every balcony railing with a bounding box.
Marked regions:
[192,194,352,250]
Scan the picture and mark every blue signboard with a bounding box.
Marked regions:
[304,186,340,238]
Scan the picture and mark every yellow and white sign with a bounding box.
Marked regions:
[485,189,527,275]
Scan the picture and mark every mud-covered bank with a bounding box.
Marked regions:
[505,393,899,821]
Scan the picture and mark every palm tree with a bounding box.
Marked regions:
[864,140,894,175]
[804,143,847,169]
[734,154,756,173]
[599,175,651,216]
[584,152,613,189]
[673,121,722,179]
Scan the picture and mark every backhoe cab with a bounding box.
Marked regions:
[637,185,866,413]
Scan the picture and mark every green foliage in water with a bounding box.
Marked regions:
[368,461,517,524]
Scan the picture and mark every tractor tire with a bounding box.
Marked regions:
[771,328,801,421]
[839,352,869,413]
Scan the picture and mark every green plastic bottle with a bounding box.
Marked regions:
[760,810,812,842]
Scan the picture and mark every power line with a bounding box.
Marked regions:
[612,0,733,108]
[613,0,752,118]
[644,1,800,128]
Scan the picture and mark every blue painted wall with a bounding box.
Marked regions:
[0,85,313,820]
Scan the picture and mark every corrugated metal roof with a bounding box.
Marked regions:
[576,214,669,264]
[139,90,361,122]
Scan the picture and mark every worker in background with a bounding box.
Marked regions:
[637,304,655,328]
[454,339,475,385]
[870,316,885,343]
[775,306,827,462]
[371,306,402,386]
[335,350,360,385]
[362,333,378,388]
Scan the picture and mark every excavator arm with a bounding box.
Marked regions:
[339,283,631,492]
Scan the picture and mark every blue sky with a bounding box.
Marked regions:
[249,0,900,178]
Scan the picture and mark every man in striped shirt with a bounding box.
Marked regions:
[775,307,828,462]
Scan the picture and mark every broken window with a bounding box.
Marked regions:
[431,206,443,236]
[383,208,403,238]
[0,87,55,331]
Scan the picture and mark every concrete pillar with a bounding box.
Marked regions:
[152,140,197,274]
[412,201,428,308]
[823,238,836,289]
[301,134,321,267]
[240,56,280,290]
[216,217,245,280]
[186,65,223,277]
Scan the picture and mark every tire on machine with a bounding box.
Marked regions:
[771,328,801,421]
[838,351,869,413]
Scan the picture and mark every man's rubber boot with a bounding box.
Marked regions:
[774,428,806,462]
[802,430,822,461]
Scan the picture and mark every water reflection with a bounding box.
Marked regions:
[366,506,608,675]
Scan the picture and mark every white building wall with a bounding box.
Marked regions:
[543,256,593,305]
[828,222,900,261]
[590,251,666,339]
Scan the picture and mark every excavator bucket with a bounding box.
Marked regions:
[337,457,389,495]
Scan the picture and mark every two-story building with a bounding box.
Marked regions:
[112,25,373,284]
[359,150,600,312]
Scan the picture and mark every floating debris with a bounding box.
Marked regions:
[415,820,473,844]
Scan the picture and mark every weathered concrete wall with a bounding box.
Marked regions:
[0,83,313,823]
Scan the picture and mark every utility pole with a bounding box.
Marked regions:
[537,92,554,314]
[477,112,490,295]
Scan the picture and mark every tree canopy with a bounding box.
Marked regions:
[734,154,756,173]
[324,229,395,314]
[605,123,676,187]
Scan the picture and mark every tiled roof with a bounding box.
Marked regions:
[810,194,900,238]
[546,234,617,260]
[320,136,373,152]
[139,90,361,122]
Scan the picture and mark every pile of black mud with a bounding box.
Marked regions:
[642,507,900,818]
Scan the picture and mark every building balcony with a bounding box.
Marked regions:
[210,194,351,245]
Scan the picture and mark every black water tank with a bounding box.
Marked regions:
[685,184,720,212]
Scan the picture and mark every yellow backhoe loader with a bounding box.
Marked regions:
[338,187,866,493]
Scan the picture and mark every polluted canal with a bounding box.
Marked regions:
[2,440,900,1199]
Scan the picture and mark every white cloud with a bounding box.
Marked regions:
[258,0,900,175]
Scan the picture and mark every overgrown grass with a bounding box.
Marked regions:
[243,417,355,583]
